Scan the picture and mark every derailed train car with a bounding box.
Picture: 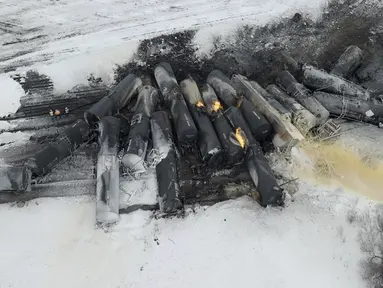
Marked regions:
[120,85,159,175]
[276,70,330,126]
[95,116,121,224]
[0,63,292,222]
[84,73,143,126]
[0,166,31,193]
[27,119,90,177]
[151,111,182,213]
[200,84,244,166]
[180,77,225,169]
[206,70,284,206]
[223,106,284,207]
[154,62,198,144]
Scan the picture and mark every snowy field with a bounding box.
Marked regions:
[1,0,382,287]
[0,0,327,103]
[0,191,371,288]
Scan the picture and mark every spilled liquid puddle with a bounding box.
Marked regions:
[293,141,383,201]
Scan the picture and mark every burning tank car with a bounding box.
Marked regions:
[5,43,381,225]
[0,65,288,224]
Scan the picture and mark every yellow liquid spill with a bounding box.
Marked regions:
[295,140,383,201]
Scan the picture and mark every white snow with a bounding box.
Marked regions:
[1,0,329,94]
[0,187,370,288]
[36,41,140,94]
[0,74,25,116]
[0,121,16,131]
[0,131,31,146]
[119,169,158,208]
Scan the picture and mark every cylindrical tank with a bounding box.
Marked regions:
[95,116,120,225]
[302,64,370,100]
[154,62,198,144]
[276,70,330,126]
[27,119,90,177]
[180,77,225,169]
[266,84,316,135]
[84,74,142,126]
[207,70,238,107]
[0,166,31,193]
[331,45,363,78]
[121,85,159,175]
[151,111,182,213]
[246,144,284,207]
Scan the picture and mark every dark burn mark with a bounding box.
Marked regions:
[114,0,383,88]
[11,71,54,97]
[114,30,201,83]
[292,13,302,23]
[316,0,383,70]
[114,26,291,86]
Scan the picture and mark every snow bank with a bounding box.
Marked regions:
[0,74,25,116]
[0,187,368,288]
[36,41,139,94]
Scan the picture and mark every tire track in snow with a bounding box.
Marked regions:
[0,0,325,72]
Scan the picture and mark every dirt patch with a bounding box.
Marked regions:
[114,0,383,87]
[114,30,200,84]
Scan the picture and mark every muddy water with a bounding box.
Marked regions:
[293,140,383,201]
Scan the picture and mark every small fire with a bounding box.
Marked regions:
[212,100,223,112]
[235,128,246,149]
[196,101,205,108]
[236,95,244,108]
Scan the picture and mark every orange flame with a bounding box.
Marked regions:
[235,128,246,149]
[196,101,205,108]
[236,95,244,108]
[212,100,223,112]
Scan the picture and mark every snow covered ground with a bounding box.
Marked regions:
[0,0,328,114]
[1,0,326,71]
[0,0,381,287]
[0,190,371,288]
[0,74,26,116]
